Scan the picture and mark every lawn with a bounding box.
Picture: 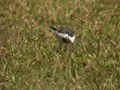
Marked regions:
[0,0,120,89]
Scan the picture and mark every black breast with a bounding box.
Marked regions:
[62,38,71,43]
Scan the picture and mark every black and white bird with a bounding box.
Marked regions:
[49,26,75,43]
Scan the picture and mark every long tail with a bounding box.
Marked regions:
[49,26,58,32]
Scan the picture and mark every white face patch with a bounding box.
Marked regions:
[68,35,75,43]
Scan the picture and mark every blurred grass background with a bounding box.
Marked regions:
[0,0,120,89]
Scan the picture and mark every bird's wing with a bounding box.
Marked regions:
[57,33,69,39]
[58,29,74,37]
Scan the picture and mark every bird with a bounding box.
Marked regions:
[49,26,75,44]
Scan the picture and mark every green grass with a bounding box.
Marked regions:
[0,0,120,89]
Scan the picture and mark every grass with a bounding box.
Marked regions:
[0,0,120,89]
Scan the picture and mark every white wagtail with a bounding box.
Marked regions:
[49,26,75,43]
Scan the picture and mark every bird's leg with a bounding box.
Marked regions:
[56,40,63,53]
